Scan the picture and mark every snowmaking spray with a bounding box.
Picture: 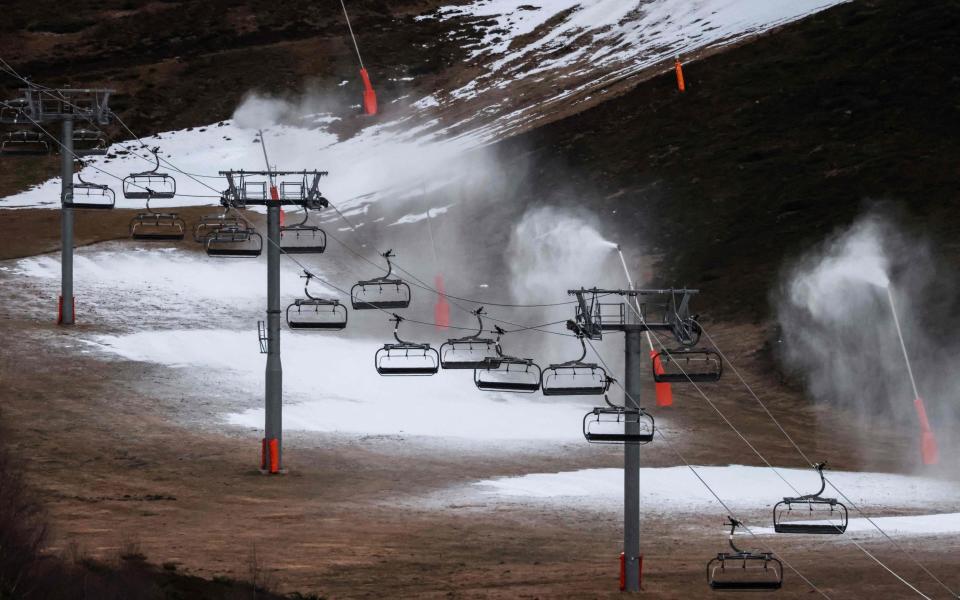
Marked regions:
[779,216,941,467]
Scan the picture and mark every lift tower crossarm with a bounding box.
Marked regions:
[220,170,329,209]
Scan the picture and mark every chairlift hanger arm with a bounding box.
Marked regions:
[787,461,830,501]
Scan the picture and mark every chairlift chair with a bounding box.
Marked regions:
[541,323,612,396]
[583,398,654,444]
[439,308,499,369]
[652,348,723,383]
[205,223,263,257]
[72,128,107,156]
[192,208,247,243]
[707,517,784,591]
[285,272,348,330]
[772,462,848,535]
[65,171,115,210]
[0,98,30,123]
[280,207,326,254]
[351,250,411,310]
[473,327,542,393]
[0,129,50,156]
[130,200,187,241]
[375,315,439,375]
[122,148,176,199]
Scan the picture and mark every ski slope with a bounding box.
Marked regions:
[1,0,848,212]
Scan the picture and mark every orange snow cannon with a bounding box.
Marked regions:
[360,68,378,116]
[913,397,939,465]
[674,57,686,92]
[434,275,450,329]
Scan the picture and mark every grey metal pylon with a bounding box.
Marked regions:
[218,169,329,474]
[623,323,643,592]
[60,115,74,324]
[1,86,113,325]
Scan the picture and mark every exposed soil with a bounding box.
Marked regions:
[2,0,960,598]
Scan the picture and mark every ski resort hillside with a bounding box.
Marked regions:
[0,1,958,598]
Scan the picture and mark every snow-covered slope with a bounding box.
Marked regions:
[1,0,847,213]
[418,0,849,143]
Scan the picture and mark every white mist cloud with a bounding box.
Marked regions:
[506,205,620,305]
[776,213,958,470]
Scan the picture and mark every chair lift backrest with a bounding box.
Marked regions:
[473,327,541,392]
[375,316,439,375]
[542,331,611,395]
[440,308,498,369]
[66,171,115,209]
[205,226,263,257]
[583,404,654,444]
[706,518,783,590]
[286,272,348,330]
[351,250,411,309]
[122,148,177,199]
[652,348,722,383]
[280,208,327,254]
[1,129,50,155]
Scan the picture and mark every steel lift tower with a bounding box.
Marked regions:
[571,287,701,592]
[219,170,329,473]
[0,87,112,324]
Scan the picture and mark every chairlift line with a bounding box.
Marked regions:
[693,320,958,598]
[581,335,831,598]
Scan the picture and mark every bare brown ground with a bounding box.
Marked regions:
[1,209,959,599]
